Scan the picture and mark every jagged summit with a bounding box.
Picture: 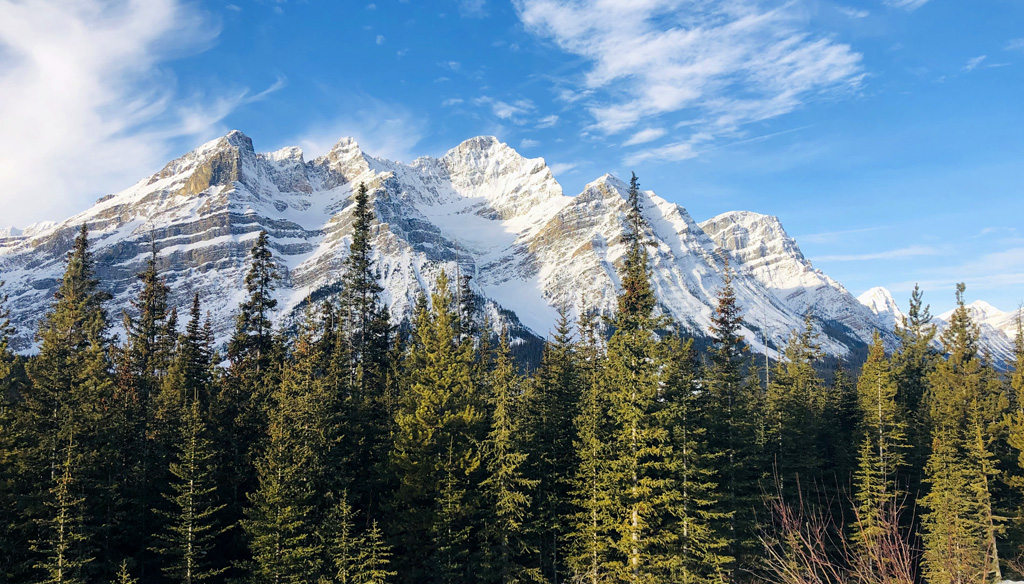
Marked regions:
[0,129,1014,365]
[857,286,906,332]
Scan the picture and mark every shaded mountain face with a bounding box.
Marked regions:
[0,130,1003,364]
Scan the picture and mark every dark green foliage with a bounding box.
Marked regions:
[35,435,93,584]
[524,307,580,583]
[480,330,541,584]
[153,396,226,584]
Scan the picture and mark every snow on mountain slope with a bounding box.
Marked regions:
[700,211,893,350]
[0,129,985,364]
[858,287,906,332]
[856,287,1021,365]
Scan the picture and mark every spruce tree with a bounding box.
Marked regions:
[566,309,615,584]
[525,307,580,584]
[0,280,25,584]
[480,330,541,584]
[893,284,938,498]
[703,263,757,575]
[153,395,226,584]
[921,283,1003,583]
[34,434,93,584]
[326,493,360,584]
[852,333,907,547]
[336,182,392,516]
[390,270,484,584]
[355,521,396,584]
[244,308,334,584]
[22,224,114,576]
[217,230,283,564]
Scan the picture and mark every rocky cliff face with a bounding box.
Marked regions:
[0,130,982,363]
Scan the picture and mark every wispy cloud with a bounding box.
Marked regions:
[963,55,987,72]
[1006,38,1024,52]
[290,97,426,163]
[886,247,1024,298]
[797,225,887,244]
[837,6,869,18]
[442,97,465,106]
[536,114,559,128]
[815,245,941,262]
[0,0,281,228]
[514,0,863,137]
[623,128,667,146]
[519,138,540,149]
[474,96,536,122]
[885,0,930,11]
[548,162,577,175]
[459,0,488,18]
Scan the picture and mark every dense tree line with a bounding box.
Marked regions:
[2,177,1024,584]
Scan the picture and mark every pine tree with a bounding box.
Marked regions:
[244,308,333,584]
[566,309,615,584]
[763,317,828,497]
[355,521,396,584]
[217,230,283,565]
[661,336,729,583]
[0,279,26,584]
[111,560,137,584]
[480,329,542,584]
[921,283,1003,584]
[526,307,580,584]
[153,395,226,584]
[615,172,656,332]
[336,182,392,516]
[852,333,907,547]
[34,434,93,584]
[326,493,360,584]
[390,270,484,584]
[111,247,176,574]
[893,284,938,498]
[21,224,114,576]
[703,263,757,575]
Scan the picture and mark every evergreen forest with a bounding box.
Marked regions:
[4,177,1024,584]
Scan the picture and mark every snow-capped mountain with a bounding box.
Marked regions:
[857,287,906,333]
[0,130,987,363]
[857,287,1021,364]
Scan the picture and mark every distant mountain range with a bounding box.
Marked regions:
[1,131,1018,365]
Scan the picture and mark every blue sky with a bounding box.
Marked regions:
[1,0,1022,314]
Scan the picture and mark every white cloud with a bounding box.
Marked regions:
[291,98,426,164]
[459,0,488,18]
[885,0,930,11]
[366,3,377,9]
[548,162,577,175]
[963,55,987,72]
[1008,39,1024,52]
[814,245,941,262]
[514,0,863,136]
[536,114,559,128]
[0,0,281,228]
[442,98,465,106]
[837,6,869,18]
[226,4,242,12]
[376,34,386,45]
[519,138,540,149]
[623,128,667,146]
[475,96,536,122]
[625,140,701,165]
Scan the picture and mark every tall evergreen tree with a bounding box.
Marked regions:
[389,270,484,584]
[34,435,93,584]
[921,283,1004,583]
[336,182,392,516]
[566,309,615,584]
[355,521,396,584]
[21,224,114,576]
[852,333,907,546]
[153,395,226,584]
[526,307,580,584]
[217,230,283,565]
[244,308,336,584]
[480,330,541,584]
[0,279,25,584]
[703,264,758,575]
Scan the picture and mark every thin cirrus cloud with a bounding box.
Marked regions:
[814,245,941,262]
[0,0,281,228]
[623,128,668,146]
[963,55,987,72]
[885,0,931,11]
[513,0,864,148]
[291,97,427,164]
